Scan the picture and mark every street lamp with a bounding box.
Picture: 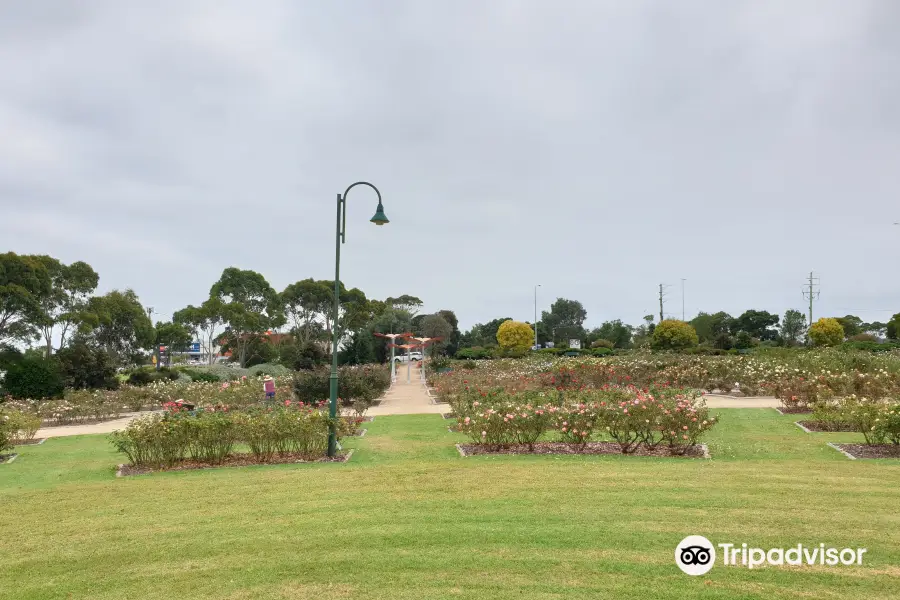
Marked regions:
[533,284,541,350]
[328,181,389,457]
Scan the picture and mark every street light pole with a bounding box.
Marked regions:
[534,284,541,349]
[681,278,686,321]
[328,182,389,457]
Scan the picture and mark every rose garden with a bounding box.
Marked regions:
[2,254,900,598]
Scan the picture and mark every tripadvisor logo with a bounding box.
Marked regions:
[675,536,867,575]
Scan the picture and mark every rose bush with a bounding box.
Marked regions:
[452,385,717,455]
[110,403,340,468]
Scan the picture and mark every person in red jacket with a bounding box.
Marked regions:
[263,375,276,400]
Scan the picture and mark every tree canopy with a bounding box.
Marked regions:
[0,252,52,346]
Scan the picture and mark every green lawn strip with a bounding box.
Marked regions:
[1,410,898,599]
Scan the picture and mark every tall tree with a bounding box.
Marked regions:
[780,309,807,347]
[436,309,461,355]
[154,321,193,365]
[281,279,332,345]
[690,312,734,345]
[33,257,99,355]
[732,310,780,341]
[834,315,863,339]
[82,290,155,364]
[590,320,633,348]
[887,313,900,341]
[385,295,423,315]
[541,298,587,344]
[865,321,888,338]
[210,268,283,367]
[419,314,453,356]
[0,252,51,345]
[173,298,225,365]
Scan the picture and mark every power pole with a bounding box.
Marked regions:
[680,278,686,321]
[658,284,669,322]
[802,271,820,326]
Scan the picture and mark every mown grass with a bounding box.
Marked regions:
[1,409,898,600]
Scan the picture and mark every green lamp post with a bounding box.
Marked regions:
[328,181,389,457]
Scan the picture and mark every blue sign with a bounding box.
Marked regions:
[189,342,201,353]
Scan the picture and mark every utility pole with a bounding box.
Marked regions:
[658,284,669,322]
[802,271,820,327]
[680,278,686,321]
[147,307,160,371]
[533,284,541,350]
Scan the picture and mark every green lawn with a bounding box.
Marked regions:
[1,410,898,600]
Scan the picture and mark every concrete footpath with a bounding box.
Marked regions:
[702,394,780,408]
[36,412,153,439]
[367,363,445,416]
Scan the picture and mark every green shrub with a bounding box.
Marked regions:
[590,347,612,357]
[0,418,12,453]
[456,397,551,449]
[201,364,250,381]
[651,320,699,351]
[733,331,756,350]
[428,356,452,371]
[1,410,41,444]
[110,413,191,468]
[177,368,220,383]
[110,406,338,468]
[810,403,856,432]
[280,342,327,370]
[184,411,237,464]
[875,404,900,445]
[455,347,493,360]
[491,347,528,359]
[293,365,391,408]
[0,408,39,451]
[3,358,65,399]
[55,343,119,390]
[126,370,154,386]
[247,363,292,377]
[590,339,615,349]
[841,341,900,353]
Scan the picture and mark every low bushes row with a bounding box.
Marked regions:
[4,389,130,426]
[109,405,345,469]
[0,409,42,452]
[811,398,900,445]
[293,365,391,410]
[455,347,617,361]
[453,387,717,454]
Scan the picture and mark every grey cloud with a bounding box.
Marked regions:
[1,0,898,329]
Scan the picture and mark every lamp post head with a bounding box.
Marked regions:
[370,202,389,226]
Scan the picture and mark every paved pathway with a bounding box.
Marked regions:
[367,363,446,416]
[702,394,780,408]
[36,412,155,439]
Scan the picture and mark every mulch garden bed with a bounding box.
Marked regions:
[0,453,19,465]
[117,450,353,476]
[456,442,709,459]
[441,413,455,420]
[829,443,900,460]
[796,421,857,433]
[774,407,813,415]
[351,429,368,437]
[14,438,47,446]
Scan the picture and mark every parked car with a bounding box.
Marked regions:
[394,352,424,363]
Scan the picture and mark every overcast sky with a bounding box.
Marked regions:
[2,0,898,332]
